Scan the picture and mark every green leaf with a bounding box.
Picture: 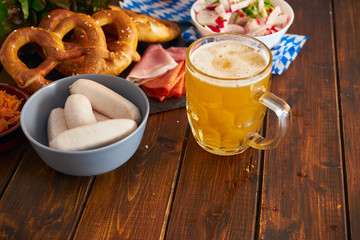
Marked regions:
[264,0,274,14]
[18,0,29,20]
[0,2,9,42]
[31,0,46,12]
[0,2,9,20]
[243,2,259,19]
[241,0,274,19]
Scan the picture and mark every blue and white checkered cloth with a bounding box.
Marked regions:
[120,0,308,75]
[120,0,195,22]
[271,34,308,74]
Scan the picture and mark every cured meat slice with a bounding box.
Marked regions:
[166,47,188,62]
[126,44,178,82]
[141,86,166,102]
[142,61,186,102]
[182,78,186,95]
[167,63,186,98]
[142,61,184,96]
[168,74,185,98]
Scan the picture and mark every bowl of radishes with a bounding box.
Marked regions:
[191,0,294,49]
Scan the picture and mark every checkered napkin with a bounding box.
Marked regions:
[182,27,308,75]
[271,34,308,74]
[120,0,194,22]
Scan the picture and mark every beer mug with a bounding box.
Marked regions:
[185,33,291,156]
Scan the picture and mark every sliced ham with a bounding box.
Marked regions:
[142,61,186,102]
[126,44,178,83]
[166,47,188,62]
[142,74,184,102]
[142,87,166,102]
[168,62,186,98]
[143,61,184,96]
[127,44,188,102]
[168,74,185,98]
[182,80,186,95]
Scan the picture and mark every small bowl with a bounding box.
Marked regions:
[191,0,294,49]
[20,74,150,176]
[0,83,30,152]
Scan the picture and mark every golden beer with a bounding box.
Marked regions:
[186,34,274,155]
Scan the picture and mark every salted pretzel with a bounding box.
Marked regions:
[38,9,140,76]
[37,9,87,76]
[39,9,87,46]
[92,10,140,75]
[0,13,110,94]
[108,5,181,42]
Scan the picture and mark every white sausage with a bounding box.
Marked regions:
[47,108,69,142]
[69,79,141,124]
[93,110,110,121]
[64,94,97,129]
[49,119,137,151]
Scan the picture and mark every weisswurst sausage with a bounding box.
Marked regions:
[69,79,141,124]
[47,108,69,142]
[93,110,110,121]
[49,119,137,151]
[64,94,97,128]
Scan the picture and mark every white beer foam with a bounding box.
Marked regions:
[189,40,271,87]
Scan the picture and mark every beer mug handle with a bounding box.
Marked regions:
[249,89,292,150]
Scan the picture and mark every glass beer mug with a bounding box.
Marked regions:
[185,33,292,156]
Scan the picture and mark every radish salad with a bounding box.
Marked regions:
[193,0,290,37]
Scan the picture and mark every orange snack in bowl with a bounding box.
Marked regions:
[0,90,23,133]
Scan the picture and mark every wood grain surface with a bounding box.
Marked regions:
[259,0,346,239]
[0,0,358,239]
[334,0,360,239]
[73,109,188,239]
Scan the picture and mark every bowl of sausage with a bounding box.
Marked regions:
[20,74,149,176]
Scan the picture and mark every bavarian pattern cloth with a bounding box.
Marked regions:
[120,0,195,22]
[271,34,308,74]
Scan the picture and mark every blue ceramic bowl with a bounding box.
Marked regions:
[20,74,149,176]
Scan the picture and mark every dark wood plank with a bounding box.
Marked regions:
[166,134,260,239]
[0,142,27,195]
[73,109,188,239]
[0,146,92,239]
[259,0,346,239]
[333,0,360,238]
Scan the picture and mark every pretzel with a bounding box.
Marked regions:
[38,9,140,76]
[0,13,110,94]
[39,9,87,46]
[92,10,140,75]
[37,9,87,76]
[108,5,181,42]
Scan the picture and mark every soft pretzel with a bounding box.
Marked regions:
[38,9,140,76]
[39,9,74,30]
[92,10,140,75]
[54,13,111,74]
[37,9,87,76]
[108,5,181,42]
[39,9,87,46]
[0,13,110,93]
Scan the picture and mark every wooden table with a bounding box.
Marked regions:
[0,0,359,239]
